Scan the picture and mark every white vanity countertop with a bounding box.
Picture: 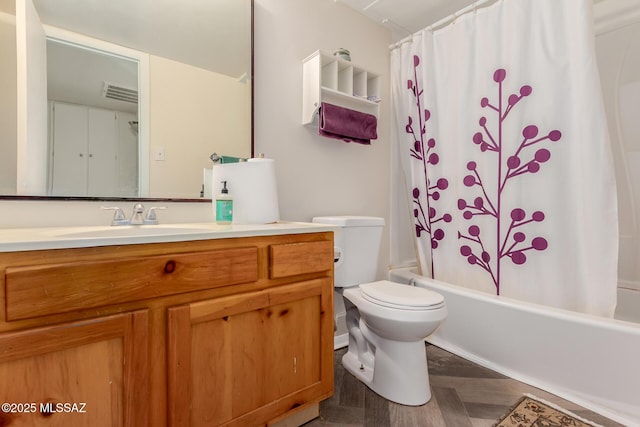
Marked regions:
[0,222,338,252]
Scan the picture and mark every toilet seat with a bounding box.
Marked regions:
[359,280,445,311]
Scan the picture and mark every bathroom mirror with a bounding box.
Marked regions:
[0,0,253,201]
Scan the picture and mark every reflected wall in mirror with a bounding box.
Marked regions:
[0,2,17,196]
[0,0,253,200]
[47,39,140,197]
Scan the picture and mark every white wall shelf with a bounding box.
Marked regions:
[302,50,380,126]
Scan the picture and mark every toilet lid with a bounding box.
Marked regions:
[359,280,445,310]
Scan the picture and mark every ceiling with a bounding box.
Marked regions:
[31,0,251,79]
[337,0,479,42]
[338,0,614,42]
[47,39,139,113]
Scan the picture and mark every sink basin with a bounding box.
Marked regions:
[53,225,218,239]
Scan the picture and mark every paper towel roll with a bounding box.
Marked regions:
[211,158,279,224]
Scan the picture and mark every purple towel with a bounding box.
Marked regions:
[319,102,377,145]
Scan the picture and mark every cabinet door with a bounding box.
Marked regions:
[50,102,88,195]
[49,103,119,196]
[0,310,149,427]
[167,278,333,427]
[87,107,117,196]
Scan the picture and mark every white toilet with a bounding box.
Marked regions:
[312,216,447,406]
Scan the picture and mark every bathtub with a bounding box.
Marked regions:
[389,267,640,426]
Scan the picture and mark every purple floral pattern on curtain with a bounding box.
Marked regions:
[406,55,451,277]
[457,69,562,294]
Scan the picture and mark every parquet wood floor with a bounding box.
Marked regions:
[303,344,623,427]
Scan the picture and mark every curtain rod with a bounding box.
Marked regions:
[389,0,497,50]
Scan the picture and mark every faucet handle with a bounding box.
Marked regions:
[144,206,166,225]
[101,206,129,226]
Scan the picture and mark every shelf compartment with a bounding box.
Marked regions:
[302,50,381,126]
[337,63,353,95]
[367,75,381,98]
[321,61,338,91]
[353,69,368,98]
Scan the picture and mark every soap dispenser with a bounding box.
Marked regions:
[215,181,233,224]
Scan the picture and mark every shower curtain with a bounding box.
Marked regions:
[392,0,619,316]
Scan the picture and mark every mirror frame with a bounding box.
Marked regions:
[1,0,254,203]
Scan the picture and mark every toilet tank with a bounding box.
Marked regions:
[311,216,385,288]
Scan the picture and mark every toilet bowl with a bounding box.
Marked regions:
[342,280,447,406]
[310,216,447,407]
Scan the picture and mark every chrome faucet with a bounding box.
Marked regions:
[129,203,146,225]
[102,204,166,226]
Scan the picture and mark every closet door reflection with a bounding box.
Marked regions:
[47,38,139,197]
[50,102,137,197]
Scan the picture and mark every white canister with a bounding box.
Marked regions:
[211,158,279,224]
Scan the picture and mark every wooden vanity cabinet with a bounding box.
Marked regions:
[168,278,331,426]
[0,231,334,427]
[0,310,149,427]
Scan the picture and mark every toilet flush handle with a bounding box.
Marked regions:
[334,246,343,267]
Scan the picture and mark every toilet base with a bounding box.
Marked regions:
[342,338,432,406]
[342,350,374,384]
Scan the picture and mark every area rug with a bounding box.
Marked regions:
[495,394,604,427]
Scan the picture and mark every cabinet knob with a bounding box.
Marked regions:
[164,260,176,274]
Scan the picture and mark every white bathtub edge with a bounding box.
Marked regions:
[389,267,640,427]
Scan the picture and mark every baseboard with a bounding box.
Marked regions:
[334,332,348,349]
[268,403,319,427]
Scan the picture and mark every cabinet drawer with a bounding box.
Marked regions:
[5,247,258,321]
[269,241,333,279]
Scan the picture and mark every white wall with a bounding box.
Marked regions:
[254,0,392,278]
[0,12,17,195]
[16,0,47,195]
[0,199,213,228]
[596,20,640,293]
[148,55,251,198]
